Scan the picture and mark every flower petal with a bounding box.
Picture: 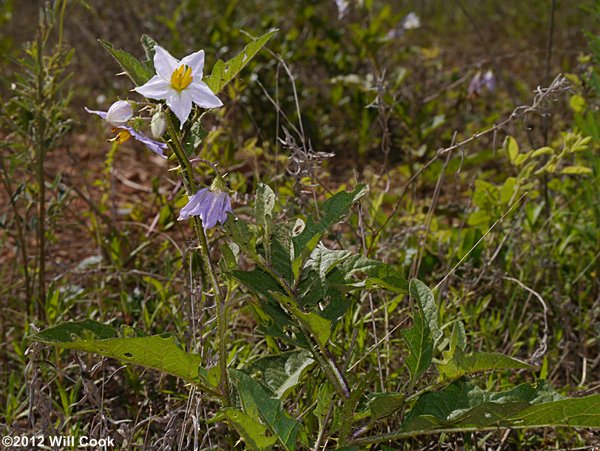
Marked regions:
[153,45,179,80]
[178,188,209,221]
[135,75,173,100]
[105,100,133,127]
[178,187,232,228]
[187,81,223,109]
[167,92,193,128]
[125,126,168,159]
[85,107,108,120]
[180,50,205,78]
[202,191,228,229]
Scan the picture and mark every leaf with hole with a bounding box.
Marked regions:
[29,320,204,384]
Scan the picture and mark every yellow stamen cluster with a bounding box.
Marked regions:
[111,128,132,144]
[171,65,193,91]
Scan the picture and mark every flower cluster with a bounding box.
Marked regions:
[86,46,232,229]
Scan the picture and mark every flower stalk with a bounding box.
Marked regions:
[165,113,230,404]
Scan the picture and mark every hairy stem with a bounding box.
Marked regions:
[257,261,350,399]
[165,114,230,404]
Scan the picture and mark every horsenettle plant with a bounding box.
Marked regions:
[29,32,600,449]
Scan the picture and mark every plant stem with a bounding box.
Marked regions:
[257,261,350,398]
[165,114,230,404]
[0,158,32,307]
[35,32,47,319]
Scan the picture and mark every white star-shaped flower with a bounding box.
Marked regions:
[134,46,223,128]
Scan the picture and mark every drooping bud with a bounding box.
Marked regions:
[151,111,167,139]
[106,100,134,127]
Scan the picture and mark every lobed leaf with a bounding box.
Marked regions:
[438,350,532,380]
[400,380,564,433]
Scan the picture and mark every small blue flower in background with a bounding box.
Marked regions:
[178,177,232,229]
[468,69,496,98]
[85,101,168,158]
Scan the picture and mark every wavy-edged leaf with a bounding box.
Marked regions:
[507,394,600,427]
[401,313,432,384]
[410,279,442,346]
[401,380,563,433]
[29,320,202,383]
[205,30,277,94]
[438,350,532,380]
[368,392,406,422]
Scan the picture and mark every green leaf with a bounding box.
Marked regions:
[293,184,369,260]
[184,120,207,156]
[205,30,277,94]
[304,243,352,286]
[246,351,315,399]
[400,380,562,432]
[98,39,154,86]
[530,146,554,158]
[505,136,519,163]
[270,291,332,347]
[224,216,259,259]
[447,321,466,359]
[368,392,406,422]
[232,268,286,305]
[409,279,442,346]
[401,312,432,384]
[332,253,408,293]
[223,408,277,451]
[499,177,517,204]
[438,350,532,380]
[506,393,600,427]
[230,369,301,451]
[569,94,586,113]
[255,183,276,230]
[140,34,158,63]
[561,165,592,175]
[29,320,203,384]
